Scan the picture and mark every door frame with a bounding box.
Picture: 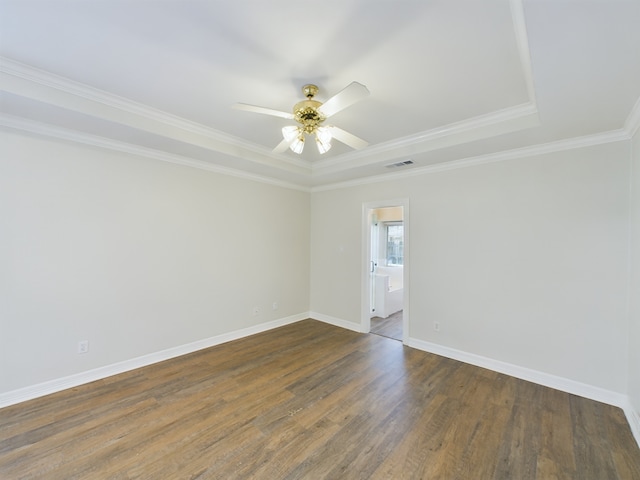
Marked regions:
[361,198,410,343]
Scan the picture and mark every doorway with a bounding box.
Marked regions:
[361,200,409,343]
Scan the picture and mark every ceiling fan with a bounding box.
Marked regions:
[233,82,370,155]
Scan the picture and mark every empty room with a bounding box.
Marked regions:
[1,0,640,478]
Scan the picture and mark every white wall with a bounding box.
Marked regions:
[0,131,310,394]
[2,126,636,417]
[629,129,640,418]
[311,142,631,393]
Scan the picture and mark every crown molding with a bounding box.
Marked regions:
[625,95,640,138]
[0,57,311,173]
[2,54,542,179]
[312,102,540,177]
[316,102,538,168]
[4,111,630,196]
[509,0,537,104]
[0,114,311,192]
[312,128,630,192]
[3,44,636,192]
[312,0,538,177]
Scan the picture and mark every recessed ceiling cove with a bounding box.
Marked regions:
[1,0,639,188]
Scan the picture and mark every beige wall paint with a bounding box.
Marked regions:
[629,128,640,416]
[0,130,310,393]
[311,142,631,393]
[1,128,636,415]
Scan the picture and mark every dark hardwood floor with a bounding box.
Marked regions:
[1,319,639,479]
[371,310,403,341]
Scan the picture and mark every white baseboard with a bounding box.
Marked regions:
[4,316,638,451]
[408,337,640,449]
[624,401,640,449]
[308,318,638,437]
[407,337,627,407]
[309,312,362,333]
[0,313,308,408]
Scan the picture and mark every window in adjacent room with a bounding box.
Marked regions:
[385,223,403,265]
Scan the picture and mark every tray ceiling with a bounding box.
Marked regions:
[1,0,639,189]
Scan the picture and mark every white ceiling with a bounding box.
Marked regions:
[1,0,640,189]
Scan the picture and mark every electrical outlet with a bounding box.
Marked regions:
[77,340,89,354]
[272,302,278,311]
[433,322,440,332]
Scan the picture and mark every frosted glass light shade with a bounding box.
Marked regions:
[316,127,332,144]
[315,127,332,154]
[289,136,305,154]
[316,136,331,153]
[282,125,305,153]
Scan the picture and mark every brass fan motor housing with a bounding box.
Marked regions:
[293,85,325,134]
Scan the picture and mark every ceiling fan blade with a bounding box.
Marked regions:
[329,126,369,150]
[232,103,294,120]
[273,137,292,153]
[317,82,370,118]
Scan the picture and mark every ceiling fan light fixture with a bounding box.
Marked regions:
[315,126,332,154]
[316,126,332,144]
[289,135,305,154]
[282,125,305,153]
[237,82,370,155]
[316,136,332,154]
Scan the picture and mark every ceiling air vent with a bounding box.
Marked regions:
[385,159,414,168]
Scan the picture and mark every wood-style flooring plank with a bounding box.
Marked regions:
[1,319,639,479]
[370,310,403,341]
